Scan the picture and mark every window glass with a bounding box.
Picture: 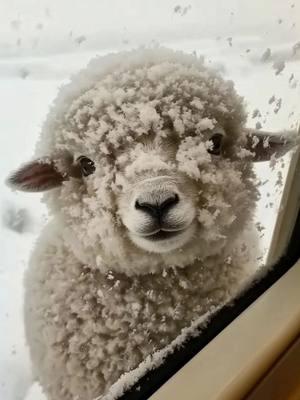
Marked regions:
[0,1,299,399]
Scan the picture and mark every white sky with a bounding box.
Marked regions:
[0,0,299,57]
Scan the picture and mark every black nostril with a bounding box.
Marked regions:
[135,200,156,214]
[160,193,179,211]
[135,194,179,219]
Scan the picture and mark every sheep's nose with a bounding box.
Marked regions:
[135,194,179,220]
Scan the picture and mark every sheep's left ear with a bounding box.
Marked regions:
[245,128,299,162]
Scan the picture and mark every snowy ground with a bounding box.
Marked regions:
[0,2,299,398]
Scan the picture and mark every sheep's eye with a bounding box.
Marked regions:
[207,133,223,155]
[77,156,95,177]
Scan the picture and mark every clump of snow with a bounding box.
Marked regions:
[250,135,260,149]
[173,4,191,16]
[197,117,215,131]
[190,97,204,110]
[275,170,284,187]
[2,204,31,233]
[255,221,265,233]
[273,59,286,75]
[292,41,300,55]
[269,153,278,169]
[236,147,255,159]
[255,121,262,130]
[288,73,298,89]
[274,98,282,114]
[227,37,233,47]
[138,104,160,129]
[261,48,272,62]
[75,35,87,46]
[263,136,270,148]
[19,67,30,79]
[268,95,276,104]
[252,108,261,119]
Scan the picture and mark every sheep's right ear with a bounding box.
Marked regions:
[6,153,81,192]
[244,128,299,162]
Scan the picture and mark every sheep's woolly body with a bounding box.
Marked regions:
[25,48,259,399]
[25,223,254,400]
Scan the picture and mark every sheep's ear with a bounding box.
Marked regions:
[245,128,299,162]
[6,158,66,192]
[6,152,81,192]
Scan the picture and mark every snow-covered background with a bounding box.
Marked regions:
[0,1,299,399]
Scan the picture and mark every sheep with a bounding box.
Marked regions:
[6,47,295,400]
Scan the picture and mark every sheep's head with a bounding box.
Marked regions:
[6,49,296,275]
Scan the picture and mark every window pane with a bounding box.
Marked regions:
[0,1,299,399]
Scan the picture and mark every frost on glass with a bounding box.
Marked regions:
[0,1,299,400]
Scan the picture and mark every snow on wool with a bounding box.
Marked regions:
[7,47,287,400]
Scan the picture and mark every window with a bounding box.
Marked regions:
[0,1,299,400]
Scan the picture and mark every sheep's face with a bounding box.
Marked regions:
[7,49,294,275]
[115,133,253,258]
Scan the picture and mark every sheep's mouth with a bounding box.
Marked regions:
[145,230,182,241]
[130,225,195,253]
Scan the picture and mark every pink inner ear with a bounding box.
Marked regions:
[7,160,65,192]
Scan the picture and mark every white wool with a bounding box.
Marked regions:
[197,117,215,131]
[124,147,174,179]
[190,97,204,110]
[197,208,216,228]
[22,47,261,400]
[138,104,160,129]
[96,307,220,400]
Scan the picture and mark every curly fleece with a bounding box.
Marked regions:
[24,47,259,399]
